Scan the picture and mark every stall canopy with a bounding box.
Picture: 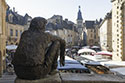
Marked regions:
[78,48,96,54]
[6,45,17,50]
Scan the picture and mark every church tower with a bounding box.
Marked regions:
[77,6,84,45]
[77,6,83,33]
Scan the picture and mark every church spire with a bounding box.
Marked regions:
[77,6,83,20]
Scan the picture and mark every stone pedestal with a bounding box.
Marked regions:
[0,50,3,77]
[60,73,125,83]
[15,73,61,83]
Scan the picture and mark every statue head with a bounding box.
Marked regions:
[29,17,47,32]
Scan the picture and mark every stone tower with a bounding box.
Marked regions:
[111,0,125,61]
[77,6,83,45]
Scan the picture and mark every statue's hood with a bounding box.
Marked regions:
[29,17,47,32]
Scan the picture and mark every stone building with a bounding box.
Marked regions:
[6,23,24,45]
[6,6,32,45]
[0,0,7,77]
[99,12,112,51]
[84,20,101,46]
[111,0,125,61]
[76,6,101,46]
[46,15,79,47]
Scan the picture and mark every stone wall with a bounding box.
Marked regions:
[112,0,125,61]
[0,0,7,77]
[99,16,112,51]
[15,73,125,83]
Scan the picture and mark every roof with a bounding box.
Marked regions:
[46,16,76,31]
[85,21,95,29]
[99,12,112,28]
[77,6,83,20]
[6,7,32,25]
[111,0,116,2]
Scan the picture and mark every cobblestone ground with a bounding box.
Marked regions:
[0,72,16,83]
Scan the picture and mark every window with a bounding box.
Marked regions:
[117,20,119,23]
[117,45,119,48]
[91,34,93,38]
[9,15,13,23]
[117,34,119,37]
[117,29,119,32]
[117,11,118,15]
[117,16,119,19]
[10,29,13,36]
[117,6,119,9]
[20,30,22,36]
[16,30,18,36]
[117,49,119,52]
[94,34,96,39]
[117,24,119,27]
[64,30,67,35]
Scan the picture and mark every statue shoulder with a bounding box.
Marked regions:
[20,30,33,39]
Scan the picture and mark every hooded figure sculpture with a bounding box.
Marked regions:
[12,17,66,80]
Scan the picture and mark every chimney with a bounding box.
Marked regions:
[13,7,15,12]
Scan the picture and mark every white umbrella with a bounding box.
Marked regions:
[91,46,100,48]
[6,45,17,50]
[78,48,96,54]
[82,46,90,49]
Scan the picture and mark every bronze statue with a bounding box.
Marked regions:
[12,17,66,80]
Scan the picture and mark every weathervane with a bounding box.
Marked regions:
[79,6,81,9]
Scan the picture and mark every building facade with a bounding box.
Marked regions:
[46,15,79,47]
[111,0,125,61]
[0,0,7,77]
[48,28,79,47]
[99,12,112,51]
[6,23,24,45]
[84,20,101,46]
[6,7,32,45]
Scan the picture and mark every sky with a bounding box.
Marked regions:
[6,0,112,23]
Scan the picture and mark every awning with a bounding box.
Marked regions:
[95,51,112,56]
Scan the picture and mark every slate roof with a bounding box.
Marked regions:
[6,6,32,25]
[46,15,76,32]
[77,6,83,20]
[85,21,95,29]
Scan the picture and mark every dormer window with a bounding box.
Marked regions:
[9,14,13,23]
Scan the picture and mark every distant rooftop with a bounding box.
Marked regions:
[6,6,32,25]
[46,15,77,31]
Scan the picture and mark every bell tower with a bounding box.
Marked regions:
[76,6,84,45]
